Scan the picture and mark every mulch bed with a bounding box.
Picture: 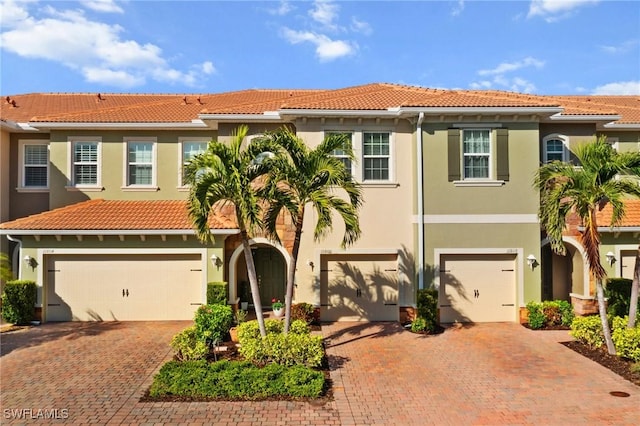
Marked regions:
[524,323,640,387]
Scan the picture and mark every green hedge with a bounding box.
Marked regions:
[194,304,233,344]
[206,282,227,305]
[605,278,639,318]
[149,359,325,399]
[171,326,209,361]
[1,280,36,325]
[525,300,574,329]
[413,289,438,332]
[571,315,640,361]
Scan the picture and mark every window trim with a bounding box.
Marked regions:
[542,134,569,163]
[461,128,493,180]
[17,140,49,192]
[66,137,102,191]
[362,131,392,182]
[178,138,209,189]
[122,137,157,190]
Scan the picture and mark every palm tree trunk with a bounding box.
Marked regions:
[283,211,304,334]
[241,234,266,338]
[628,246,640,328]
[596,278,616,355]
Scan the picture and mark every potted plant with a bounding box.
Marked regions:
[272,298,284,318]
[229,309,247,343]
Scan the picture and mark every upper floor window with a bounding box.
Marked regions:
[125,139,156,187]
[327,132,353,177]
[363,132,390,181]
[462,130,491,179]
[18,140,49,191]
[179,139,208,186]
[72,140,100,186]
[542,134,569,163]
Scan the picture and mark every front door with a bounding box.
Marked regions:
[253,247,286,307]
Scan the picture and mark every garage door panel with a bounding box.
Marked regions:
[440,254,516,323]
[46,254,203,321]
[320,253,398,322]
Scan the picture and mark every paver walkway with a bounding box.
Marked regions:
[0,321,638,425]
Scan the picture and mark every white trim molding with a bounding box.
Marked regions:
[422,214,539,224]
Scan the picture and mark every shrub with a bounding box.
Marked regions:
[171,326,209,361]
[631,362,640,374]
[526,300,574,328]
[206,282,227,305]
[526,301,546,329]
[605,278,639,318]
[237,319,324,368]
[611,316,640,362]
[149,359,325,399]
[291,302,315,324]
[194,304,233,343]
[411,317,427,333]
[1,280,36,325]
[416,288,438,332]
[570,315,604,349]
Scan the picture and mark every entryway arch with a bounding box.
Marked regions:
[228,238,291,307]
[541,236,589,300]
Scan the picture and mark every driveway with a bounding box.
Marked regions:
[0,321,638,425]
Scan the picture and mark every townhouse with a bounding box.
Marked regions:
[1,84,639,323]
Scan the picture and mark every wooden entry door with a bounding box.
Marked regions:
[253,247,286,306]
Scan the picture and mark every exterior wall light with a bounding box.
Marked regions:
[526,254,538,270]
[606,251,616,266]
[210,253,221,268]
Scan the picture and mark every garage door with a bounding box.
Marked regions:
[620,250,636,279]
[46,254,203,321]
[320,253,399,322]
[439,254,516,323]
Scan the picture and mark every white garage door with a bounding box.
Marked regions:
[439,254,516,323]
[320,253,399,322]
[46,254,203,321]
[620,250,636,279]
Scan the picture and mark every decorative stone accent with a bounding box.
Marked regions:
[519,307,529,324]
[570,293,603,316]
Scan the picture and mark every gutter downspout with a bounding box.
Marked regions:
[6,235,22,280]
[416,112,425,290]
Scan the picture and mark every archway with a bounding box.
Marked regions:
[541,236,589,301]
[228,238,291,308]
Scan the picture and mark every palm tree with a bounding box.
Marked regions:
[260,128,362,333]
[1,252,13,283]
[185,125,278,338]
[535,137,640,354]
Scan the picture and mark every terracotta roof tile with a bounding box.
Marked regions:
[0,199,238,232]
[596,199,640,228]
[1,83,638,124]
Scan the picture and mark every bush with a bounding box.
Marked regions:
[570,315,604,349]
[415,289,438,332]
[605,278,639,318]
[291,302,315,324]
[171,326,208,361]
[237,319,324,368]
[526,300,574,329]
[410,317,427,333]
[149,359,325,399]
[206,282,227,305]
[194,304,233,344]
[611,316,640,362]
[1,280,36,325]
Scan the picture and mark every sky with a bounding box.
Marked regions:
[1,0,639,96]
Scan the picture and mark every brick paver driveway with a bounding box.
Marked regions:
[0,321,638,425]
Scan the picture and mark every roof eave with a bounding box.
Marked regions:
[603,123,640,129]
[26,120,209,130]
[396,106,564,116]
[548,113,621,123]
[0,229,240,236]
[198,112,283,122]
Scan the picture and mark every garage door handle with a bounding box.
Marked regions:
[48,303,61,306]
[122,289,129,297]
[440,304,452,308]
[502,304,515,306]
[190,303,203,306]
[384,303,397,306]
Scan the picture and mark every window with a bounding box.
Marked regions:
[462,130,491,179]
[363,132,390,180]
[18,141,49,190]
[180,140,208,186]
[127,141,154,186]
[73,141,99,185]
[542,134,569,163]
[447,127,509,185]
[327,132,353,176]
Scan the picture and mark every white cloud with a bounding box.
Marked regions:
[451,0,465,17]
[309,0,339,30]
[351,17,372,36]
[0,2,213,88]
[267,0,293,16]
[592,81,640,95]
[527,0,599,22]
[281,28,356,62]
[80,0,124,14]
[478,57,545,76]
[599,39,639,54]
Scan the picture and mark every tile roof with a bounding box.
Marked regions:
[0,199,238,232]
[1,83,638,124]
[596,199,640,228]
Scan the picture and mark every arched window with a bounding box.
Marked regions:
[543,134,568,163]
